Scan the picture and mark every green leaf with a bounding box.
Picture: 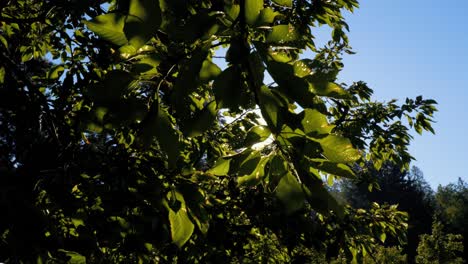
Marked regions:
[124,0,162,49]
[267,155,288,187]
[307,158,355,179]
[84,13,128,46]
[258,85,286,133]
[89,70,134,105]
[58,250,86,264]
[47,65,65,80]
[303,178,344,218]
[164,191,195,248]
[379,232,387,243]
[131,53,162,75]
[224,3,240,21]
[245,0,264,25]
[213,66,242,110]
[140,103,180,168]
[244,125,271,146]
[182,101,217,137]
[275,172,305,214]
[179,185,210,235]
[293,60,313,78]
[266,24,299,44]
[207,158,230,176]
[0,67,5,84]
[272,0,292,7]
[155,105,181,167]
[306,74,350,99]
[0,35,8,48]
[297,109,334,136]
[238,155,270,186]
[265,61,321,109]
[257,7,280,25]
[199,60,221,82]
[318,135,361,163]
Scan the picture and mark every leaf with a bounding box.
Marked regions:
[303,178,344,218]
[0,67,5,84]
[84,13,128,46]
[297,109,334,136]
[172,50,208,101]
[124,0,162,49]
[58,250,86,264]
[140,103,181,168]
[306,74,350,99]
[132,54,161,75]
[379,232,387,243]
[245,0,264,25]
[307,158,355,179]
[213,66,242,110]
[207,158,230,176]
[258,85,285,133]
[155,105,181,167]
[267,155,288,187]
[265,61,319,109]
[272,0,292,7]
[47,65,65,80]
[237,155,270,186]
[266,24,299,44]
[257,7,280,25]
[318,135,361,163]
[224,3,240,21]
[179,185,210,235]
[199,59,221,82]
[0,35,8,48]
[244,125,271,146]
[164,191,195,248]
[182,101,217,137]
[275,172,305,214]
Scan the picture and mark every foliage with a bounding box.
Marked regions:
[339,163,435,262]
[416,221,464,264]
[0,0,437,262]
[434,178,468,260]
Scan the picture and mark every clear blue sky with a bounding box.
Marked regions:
[320,0,468,189]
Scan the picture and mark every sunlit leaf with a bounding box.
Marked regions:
[272,0,292,7]
[207,158,230,176]
[244,125,271,146]
[238,155,270,186]
[318,135,361,163]
[245,0,264,25]
[266,24,299,44]
[164,191,195,248]
[199,59,221,82]
[84,13,128,46]
[124,0,162,49]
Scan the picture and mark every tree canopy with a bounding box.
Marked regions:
[0,0,438,262]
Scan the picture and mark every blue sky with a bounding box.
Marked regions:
[323,0,468,189]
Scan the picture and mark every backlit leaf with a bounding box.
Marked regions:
[318,135,361,163]
[85,13,128,46]
[266,24,299,44]
[245,0,264,25]
[244,125,271,146]
[272,0,292,7]
[124,0,162,49]
[164,191,195,248]
[275,172,305,214]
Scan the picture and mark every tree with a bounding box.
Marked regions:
[340,163,435,262]
[416,221,464,264]
[0,0,437,262]
[435,178,468,260]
